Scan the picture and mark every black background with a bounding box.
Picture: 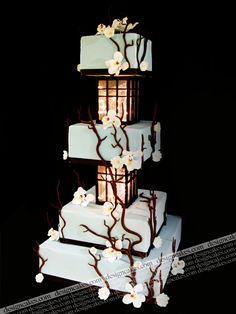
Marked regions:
[1,1,236,312]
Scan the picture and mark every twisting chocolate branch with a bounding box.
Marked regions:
[123,237,137,285]
[140,189,157,242]
[146,253,163,303]
[159,270,163,293]
[88,251,110,289]
[109,37,120,51]
[140,37,148,64]
[111,125,123,156]
[150,188,157,241]
[80,224,110,242]
[141,134,146,166]
[88,107,107,161]
[136,35,142,68]
[148,104,158,153]
[50,179,66,238]
[33,241,48,273]
[123,23,134,68]
[172,237,176,253]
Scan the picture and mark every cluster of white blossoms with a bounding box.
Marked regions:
[111,150,143,172]
[102,109,121,129]
[72,187,95,207]
[96,17,149,74]
[96,17,139,38]
[171,256,185,275]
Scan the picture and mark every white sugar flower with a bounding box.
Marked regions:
[152,150,162,162]
[112,17,139,32]
[104,26,115,38]
[105,51,129,75]
[63,150,68,160]
[103,202,114,215]
[133,261,142,269]
[122,283,145,308]
[72,187,94,207]
[153,236,163,249]
[140,61,148,71]
[102,109,121,129]
[102,239,122,262]
[98,286,110,300]
[35,273,44,283]
[96,23,106,35]
[122,150,143,171]
[47,228,60,241]
[77,64,81,72]
[171,257,185,275]
[111,155,124,170]
[156,292,169,307]
[154,122,161,133]
[89,247,97,255]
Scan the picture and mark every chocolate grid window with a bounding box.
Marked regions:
[97,78,140,124]
[96,165,138,207]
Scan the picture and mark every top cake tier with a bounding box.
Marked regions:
[80,33,152,76]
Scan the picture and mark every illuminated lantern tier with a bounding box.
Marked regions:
[96,165,138,207]
[97,78,140,124]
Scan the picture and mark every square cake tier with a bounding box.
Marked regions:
[40,215,181,294]
[80,33,152,75]
[69,120,160,162]
[59,188,167,254]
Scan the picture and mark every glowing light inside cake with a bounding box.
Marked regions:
[97,78,139,123]
[97,166,137,206]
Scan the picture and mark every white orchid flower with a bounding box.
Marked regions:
[112,17,139,32]
[171,257,185,275]
[156,293,170,307]
[35,273,44,283]
[111,155,124,170]
[76,64,81,72]
[102,239,122,262]
[122,150,143,171]
[152,150,162,162]
[98,286,110,300]
[122,283,145,308]
[103,202,114,215]
[102,109,121,129]
[153,236,163,249]
[63,150,68,160]
[140,61,148,71]
[96,23,106,35]
[72,187,94,207]
[105,51,129,75]
[47,228,60,241]
[104,26,115,38]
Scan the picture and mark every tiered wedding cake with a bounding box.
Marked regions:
[35,17,182,308]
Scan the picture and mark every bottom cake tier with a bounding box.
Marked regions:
[38,215,181,295]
